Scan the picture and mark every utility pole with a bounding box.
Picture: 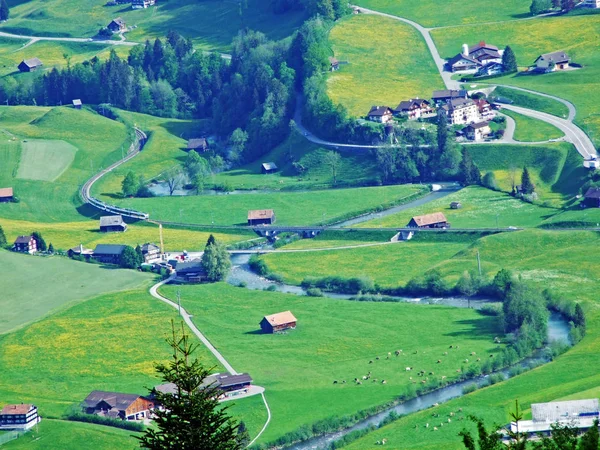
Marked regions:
[477,250,482,277]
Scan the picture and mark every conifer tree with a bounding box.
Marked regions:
[32,231,47,252]
[0,224,6,247]
[521,167,534,194]
[0,0,9,21]
[502,46,518,72]
[122,171,138,197]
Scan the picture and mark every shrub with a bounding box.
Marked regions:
[67,412,145,432]
[266,272,284,283]
[264,285,277,292]
[248,254,269,276]
[462,383,478,395]
[306,287,324,297]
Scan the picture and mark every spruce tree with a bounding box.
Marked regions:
[206,234,216,247]
[0,0,9,21]
[521,167,534,194]
[578,419,599,450]
[32,231,47,252]
[459,148,481,186]
[138,322,241,450]
[530,0,552,15]
[48,243,54,254]
[574,303,586,331]
[135,244,144,265]
[0,224,6,247]
[502,46,518,72]
[436,110,449,154]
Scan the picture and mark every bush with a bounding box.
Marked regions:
[266,272,284,283]
[264,285,277,292]
[479,304,502,316]
[248,254,269,276]
[306,287,324,297]
[462,383,478,395]
[482,172,499,191]
[300,275,376,294]
[237,281,247,288]
[67,412,145,432]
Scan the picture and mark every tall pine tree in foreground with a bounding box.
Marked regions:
[138,322,241,450]
[0,0,9,21]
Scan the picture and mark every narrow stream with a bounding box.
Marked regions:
[226,254,571,450]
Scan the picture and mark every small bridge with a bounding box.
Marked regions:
[252,226,325,238]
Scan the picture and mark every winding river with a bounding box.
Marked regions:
[226,254,571,450]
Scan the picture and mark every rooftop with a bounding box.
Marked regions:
[410,212,448,226]
[368,106,392,116]
[537,51,570,63]
[187,138,207,149]
[21,58,43,68]
[262,310,297,326]
[585,187,600,199]
[248,209,275,220]
[83,391,142,411]
[99,215,125,227]
[0,404,35,415]
[93,244,126,255]
[0,187,13,198]
[14,235,33,244]
[262,162,278,171]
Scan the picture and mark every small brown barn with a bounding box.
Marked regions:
[18,58,43,73]
[261,162,278,174]
[584,187,600,208]
[260,311,297,333]
[329,57,339,71]
[107,18,126,33]
[248,209,275,226]
[100,215,127,232]
[0,187,13,202]
[187,138,208,153]
[407,212,449,229]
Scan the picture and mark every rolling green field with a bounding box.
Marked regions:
[490,86,570,118]
[342,229,600,449]
[211,131,379,191]
[161,282,505,444]
[354,0,531,27]
[502,109,564,142]
[106,184,427,226]
[16,139,78,181]
[432,14,600,145]
[327,14,444,117]
[0,249,151,335]
[261,233,480,287]
[2,0,307,51]
[2,419,139,450]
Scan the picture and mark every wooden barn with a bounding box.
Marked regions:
[248,209,275,226]
[83,391,153,421]
[18,58,43,73]
[107,18,126,33]
[260,311,297,333]
[261,162,278,174]
[584,187,600,208]
[407,212,449,229]
[92,244,126,264]
[186,138,208,153]
[0,187,13,202]
[99,215,127,232]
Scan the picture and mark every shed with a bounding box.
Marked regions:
[0,187,13,202]
[187,138,208,153]
[92,244,126,264]
[584,187,600,208]
[18,58,43,73]
[329,57,339,71]
[248,209,276,226]
[99,215,127,232]
[534,51,570,72]
[261,162,278,174]
[407,212,449,229]
[176,261,208,283]
[68,244,94,259]
[450,201,462,209]
[72,99,82,109]
[260,311,297,333]
[141,243,160,261]
[107,18,126,33]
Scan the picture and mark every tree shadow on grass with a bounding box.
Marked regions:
[443,317,503,342]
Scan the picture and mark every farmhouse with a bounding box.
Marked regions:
[367,106,394,123]
[13,236,37,254]
[83,391,154,421]
[394,99,434,120]
[72,99,82,109]
[175,261,208,283]
[154,372,253,400]
[443,98,480,125]
[18,58,43,73]
[584,187,600,207]
[141,243,160,262]
[187,138,208,153]
[260,311,297,333]
[107,18,126,33]
[477,62,505,77]
[0,187,13,202]
[448,54,481,73]
[0,404,40,430]
[432,89,468,105]
[464,121,491,141]
[68,244,94,259]
[261,162,278,174]
[466,42,502,65]
[132,0,156,8]
[511,399,599,436]
[534,51,570,72]
[248,209,276,226]
[92,244,126,264]
[473,98,492,116]
[329,57,339,71]
[407,212,449,229]
[99,215,127,232]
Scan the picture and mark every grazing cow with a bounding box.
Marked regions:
[443,352,448,355]
[433,403,439,407]
[362,376,367,380]
[490,354,494,358]
[425,423,429,428]
[376,357,380,360]
[381,380,387,384]
[433,427,438,431]
[448,418,451,423]
[437,360,442,364]
[441,376,447,380]
[456,369,461,373]
[459,408,463,412]
[342,380,346,384]
[354,378,359,382]
[429,371,434,375]
[477,358,481,362]
[464,359,469,363]
[357,381,362,385]
[449,412,454,416]
[369,360,374,364]
[421,380,426,384]
[449,345,453,349]
[395,350,402,356]
[406,367,412,371]
[333,380,338,384]
[470,352,476,356]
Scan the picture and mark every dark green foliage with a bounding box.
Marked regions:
[138,322,241,450]
[119,245,141,269]
[574,303,586,330]
[68,412,145,432]
[561,0,576,11]
[437,110,449,154]
[201,238,231,282]
[375,145,420,184]
[502,46,518,72]
[530,0,553,15]
[532,422,578,449]
[135,245,144,264]
[248,254,269,276]
[236,421,250,448]
[48,243,54,254]
[206,234,216,248]
[578,420,599,450]
[459,415,504,450]
[0,224,6,247]
[0,0,9,21]
[32,231,47,252]
[459,148,481,186]
[521,166,535,194]
[122,171,139,197]
[405,269,452,296]
[503,282,548,351]
[491,269,514,299]
[482,172,498,190]
[301,275,375,294]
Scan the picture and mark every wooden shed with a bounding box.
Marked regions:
[261,162,278,174]
[0,187,13,202]
[18,58,43,73]
[407,212,449,229]
[248,209,275,226]
[260,311,297,333]
[584,187,600,208]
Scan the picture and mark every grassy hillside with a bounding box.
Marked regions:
[354,0,531,27]
[0,250,150,334]
[106,184,428,226]
[342,229,600,449]
[502,109,564,142]
[490,86,570,118]
[2,0,307,51]
[161,282,505,443]
[432,14,600,145]
[327,14,444,117]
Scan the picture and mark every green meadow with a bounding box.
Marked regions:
[2,0,307,51]
[0,250,150,334]
[327,14,444,117]
[16,139,78,181]
[491,86,570,118]
[106,184,428,226]
[343,229,600,449]
[354,0,531,27]
[502,110,564,142]
[161,282,505,444]
[432,14,600,145]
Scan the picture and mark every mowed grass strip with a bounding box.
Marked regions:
[110,184,428,227]
[491,86,570,118]
[161,283,505,443]
[0,250,151,334]
[327,14,444,117]
[0,289,221,418]
[16,139,78,181]
[261,233,477,286]
[502,110,564,142]
[354,0,530,27]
